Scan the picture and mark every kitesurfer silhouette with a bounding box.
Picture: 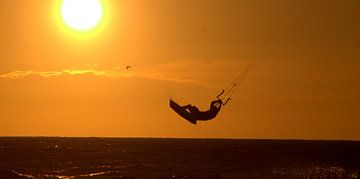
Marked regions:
[181,99,223,124]
[170,90,230,124]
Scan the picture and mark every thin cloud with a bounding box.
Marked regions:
[0,68,199,84]
[0,69,107,79]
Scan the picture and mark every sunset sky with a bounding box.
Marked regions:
[0,0,359,139]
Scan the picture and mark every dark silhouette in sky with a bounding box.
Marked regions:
[170,90,231,124]
[170,99,223,124]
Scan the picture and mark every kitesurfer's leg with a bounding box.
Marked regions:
[189,106,200,114]
[181,104,193,112]
[182,104,192,108]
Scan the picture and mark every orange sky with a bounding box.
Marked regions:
[0,0,359,139]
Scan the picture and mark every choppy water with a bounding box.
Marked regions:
[0,137,359,178]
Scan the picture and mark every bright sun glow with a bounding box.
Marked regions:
[61,0,103,31]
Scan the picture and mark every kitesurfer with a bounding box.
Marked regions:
[180,99,223,124]
[170,90,230,124]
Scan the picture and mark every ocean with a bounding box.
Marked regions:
[0,137,359,178]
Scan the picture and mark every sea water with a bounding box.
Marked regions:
[0,137,359,178]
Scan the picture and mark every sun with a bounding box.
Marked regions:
[61,0,104,31]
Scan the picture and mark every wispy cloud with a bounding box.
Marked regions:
[0,69,106,79]
[0,68,198,84]
[0,59,234,87]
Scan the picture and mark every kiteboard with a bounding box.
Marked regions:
[170,99,197,125]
